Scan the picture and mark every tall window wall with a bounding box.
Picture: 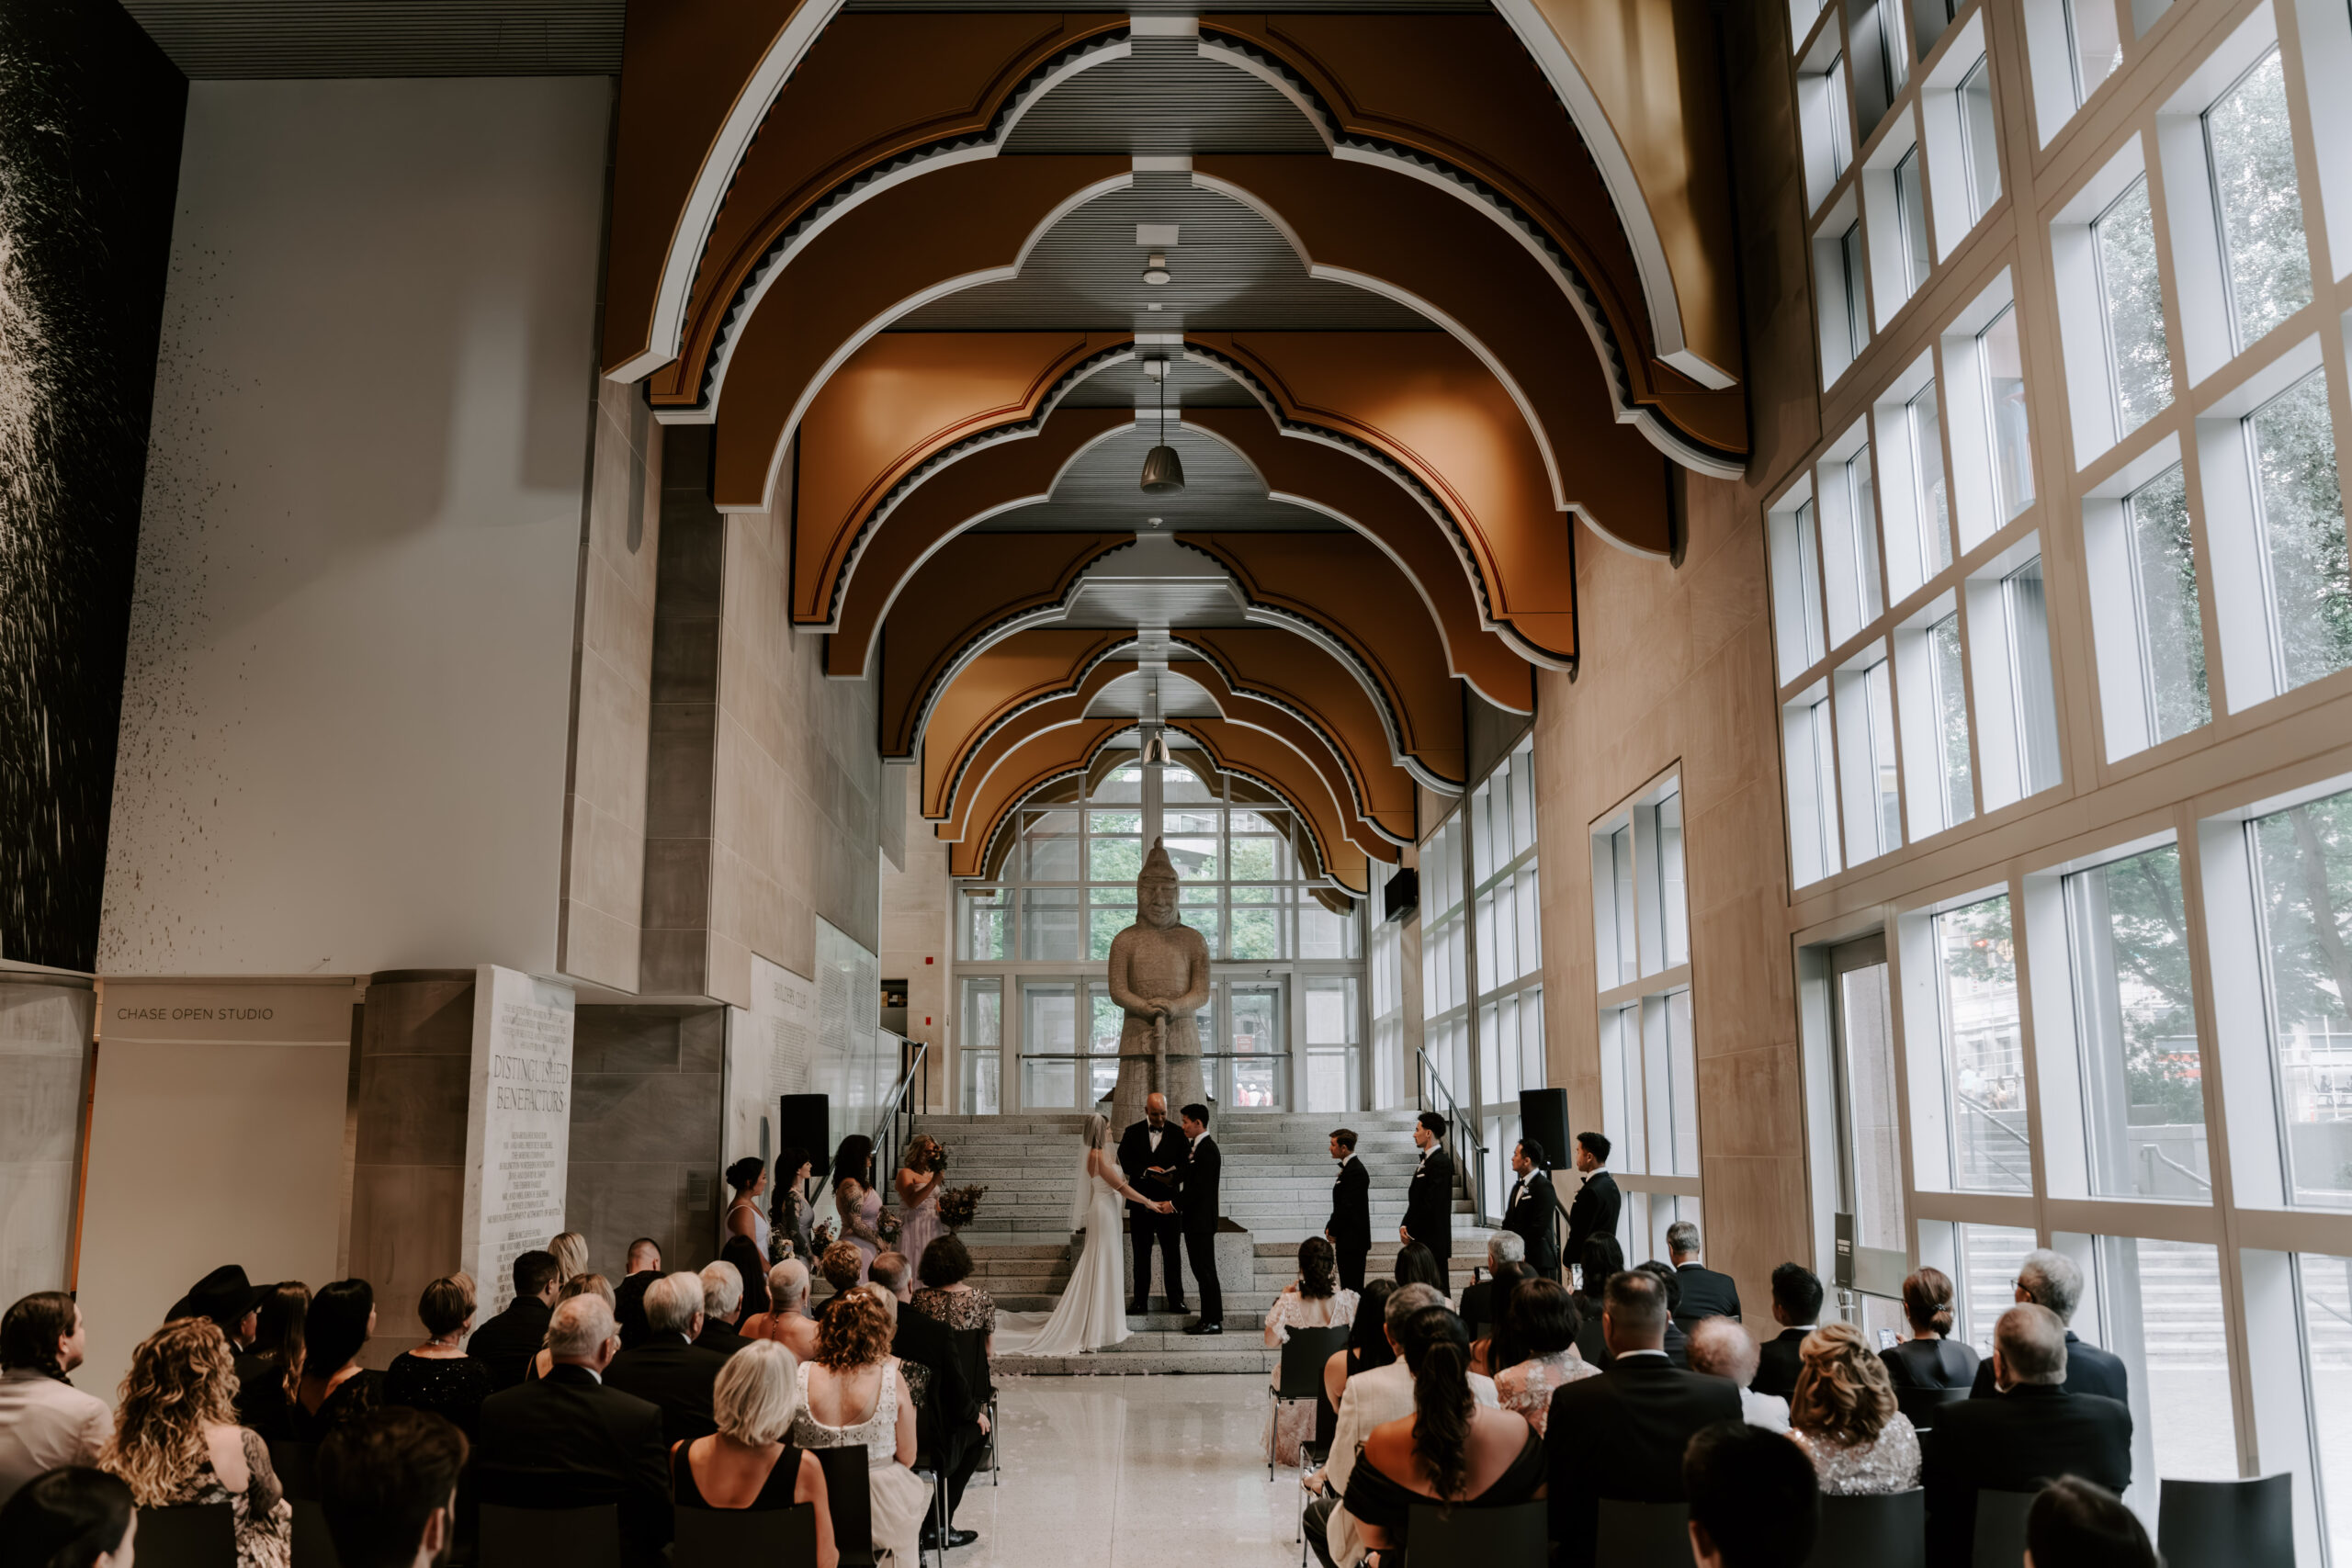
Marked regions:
[952,761,1366,1114]
[1781,0,2352,1550]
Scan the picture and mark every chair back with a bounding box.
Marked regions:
[1595,1498,1692,1568]
[2158,1473,2294,1568]
[673,1501,820,1567]
[270,1439,320,1500]
[133,1505,238,1568]
[1276,1325,1350,1400]
[1894,1385,1969,1433]
[479,1502,622,1568]
[1971,1489,2037,1568]
[814,1445,876,1563]
[1408,1498,1546,1567]
[1806,1488,1925,1568]
[289,1497,344,1568]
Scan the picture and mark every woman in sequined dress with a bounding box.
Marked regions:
[1786,1321,1921,1495]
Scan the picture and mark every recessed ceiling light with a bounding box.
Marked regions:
[1143,251,1170,286]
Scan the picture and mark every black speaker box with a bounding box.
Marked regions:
[778,1094,831,1168]
[1518,1088,1570,1171]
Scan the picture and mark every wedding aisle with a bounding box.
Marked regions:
[948,1373,1306,1567]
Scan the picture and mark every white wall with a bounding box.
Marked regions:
[99,77,613,976]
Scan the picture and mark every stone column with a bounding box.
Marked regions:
[0,976,94,1305]
[347,970,476,1360]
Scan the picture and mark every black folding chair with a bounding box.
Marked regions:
[478,1503,622,1568]
[1971,1489,2038,1568]
[1894,1385,1970,1434]
[289,1497,344,1568]
[814,1446,878,1568]
[2158,1473,2294,1568]
[946,1326,998,1485]
[1269,1325,1350,1481]
[1408,1498,1548,1568]
[133,1505,237,1568]
[910,1450,948,1568]
[673,1501,820,1566]
[1595,1498,1692,1568]
[1806,1487,1925,1568]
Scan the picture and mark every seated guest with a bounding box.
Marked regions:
[1392,1241,1445,1294]
[236,1282,309,1442]
[603,1272,729,1448]
[290,1279,381,1439]
[166,1265,269,1377]
[466,1248,560,1393]
[102,1317,292,1566]
[911,1234,998,1348]
[813,1241,866,1317]
[1569,1235,1623,1371]
[1324,1279,1398,1411]
[1345,1306,1544,1568]
[382,1276,493,1438]
[527,1274,616,1384]
[1459,1232,1526,1340]
[0,1466,136,1568]
[1667,1222,1742,1332]
[745,1261,822,1360]
[1923,1304,2132,1568]
[671,1339,840,1566]
[1968,1249,2127,1404]
[696,1263,752,1357]
[613,1237,662,1350]
[1633,1261,1691,1366]
[1544,1269,1743,1568]
[1883,1266,1979,1390]
[1687,1317,1788,1433]
[314,1405,466,1568]
[720,1235,772,1322]
[791,1288,931,1567]
[2027,1475,2155,1568]
[0,1292,111,1507]
[475,1293,668,1566]
[1269,1237,1358,1466]
[1752,1263,1824,1399]
[1684,1418,1820,1568]
[548,1231,591,1286]
[1492,1278,1597,1436]
[1788,1323,1919,1493]
[873,1253,982,1551]
[1469,1262,1531,1375]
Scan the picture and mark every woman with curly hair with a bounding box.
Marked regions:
[288,1280,381,1440]
[1787,1321,1921,1494]
[790,1287,930,1564]
[102,1318,291,1567]
[1265,1236,1357,1464]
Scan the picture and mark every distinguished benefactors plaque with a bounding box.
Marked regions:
[463,965,576,1311]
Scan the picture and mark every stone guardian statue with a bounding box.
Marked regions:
[1107,836,1211,1129]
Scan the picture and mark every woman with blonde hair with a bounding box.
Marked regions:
[102,1318,291,1567]
[548,1231,591,1284]
[743,1259,821,1360]
[1786,1321,1921,1494]
[790,1289,931,1564]
[526,1273,615,1383]
[672,1340,840,1562]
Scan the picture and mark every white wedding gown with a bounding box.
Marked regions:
[992,1156,1131,1356]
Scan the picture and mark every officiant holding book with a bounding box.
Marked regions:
[1119,1092,1189,1315]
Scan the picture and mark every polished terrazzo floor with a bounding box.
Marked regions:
[945,1373,1306,1566]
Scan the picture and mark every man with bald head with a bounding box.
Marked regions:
[1922,1303,2132,1568]
[1118,1089,1189,1315]
[1686,1317,1789,1433]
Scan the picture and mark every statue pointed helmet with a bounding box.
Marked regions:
[1138,835,1178,886]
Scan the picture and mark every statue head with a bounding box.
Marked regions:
[1138,836,1180,930]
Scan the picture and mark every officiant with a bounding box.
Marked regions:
[1118,1092,1189,1316]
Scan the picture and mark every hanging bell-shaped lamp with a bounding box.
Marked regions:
[1139,727,1175,767]
[1139,359,1185,495]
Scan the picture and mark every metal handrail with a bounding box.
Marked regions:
[1954,1089,2034,1148]
[1415,1045,1487,1227]
[874,1038,930,1180]
[2139,1143,2214,1192]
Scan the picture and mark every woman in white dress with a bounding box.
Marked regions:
[791,1286,932,1563]
[992,1113,1174,1357]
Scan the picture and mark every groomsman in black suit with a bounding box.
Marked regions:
[1325,1128,1372,1292]
[1402,1111,1455,1278]
[1118,1092,1190,1314]
[1178,1103,1224,1334]
[1501,1136,1563,1280]
[1564,1131,1623,1279]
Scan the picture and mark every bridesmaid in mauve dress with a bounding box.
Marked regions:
[893,1134,947,1277]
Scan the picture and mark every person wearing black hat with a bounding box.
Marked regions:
[167,1265,273,1401]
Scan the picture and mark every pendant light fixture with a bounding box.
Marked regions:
[1139,357,1185,495]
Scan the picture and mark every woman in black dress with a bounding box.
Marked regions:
[233,1281,308,1443]
[672,1340,840,1567]
[288,1280,381,1440]
[382,1276,493,1437]
[1879,1266,1980,1388]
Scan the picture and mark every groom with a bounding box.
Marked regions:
[1177,1102,1222,1335]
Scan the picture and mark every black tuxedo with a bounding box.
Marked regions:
[1501,1168,1562,1280]
[1404,1144,1455,1268]
[1327,1156,1372,1292]
[1966,1330,2129,1404]
[1751,1325,1813,1399]
[1545,1352,1744,1568]
[1564,1169,1622,1277]
[1924,1383,2132,1568]
[694,1316,751,1359]
[1671,1263,1741,1331]
[613,1270,660,1350]
[466,1295,553,1393]
[601,1336,729,1449]
[1179,1133,1223,1325]
[1120,1118,1188,1310]
[476,1363,670,1564]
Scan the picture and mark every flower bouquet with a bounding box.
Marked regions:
[878,1211,905,1245]
[937,1184,989,1230]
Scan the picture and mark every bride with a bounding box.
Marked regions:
[993,1113,1174,1357]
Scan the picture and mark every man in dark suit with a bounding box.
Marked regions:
[1178,1103,1223,1334]
[1925,1304,2132,1568]
[1325,1128,1373,1293]
[476,1293,670,1566]
[602,1272,728,1449]
[694,1260,752,1357]
[1501,1136,1563,1280]
[1751,1262,1823,1399]
[465,1249,561,1393]
[1563,1132,1622,1276]
[1965,1248,2129,1404]
[871,1254,984,1551]
[1667,1220,1742,1331]
[1545,1269,1745,1568]
[612,1237,662,1350]
[1119,1092,1190,1315]
[1402,1111,1455,1277]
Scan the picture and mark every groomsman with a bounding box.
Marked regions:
[1118,1092,1189,1315]
[1325,1128,1372,1292]
[1178,1103,1223,1334]
[1564,1132,1623,1280]
[1402,1111,1454,1279]
[1501,1137,1563,1280]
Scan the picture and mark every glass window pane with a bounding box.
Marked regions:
[1896,147,1932,293]
[1093,766,1145,803]
[1231,901,1283,961]
[2250,789,2352,1206]
[1909,382,1952,579]
[1657,792,1689,970]
[1091,836,1143,885]
[2205,49,2312,353]
[1024,810,1080,880]
[2247,370,2352,692]
[1929,613,1977,829]
[2065,845,2206,1200]
[2092,175,2173,436]
[1980,307,2035,521]
[1164,834,1218,881]
[1159,767,1211,803]
[1827,53,1853,178]
[1958,57,2001,223]
[2086,1238,2235,1479]
[1867,660,1903,857]
[1838,959,1906,1251]
[1842,221,1871,358]
[1849,444,1885,627]
[2064,0,2122,104]
[1935,895,2032,1192]
[2123,464,2211,742]
[1953,1223,2038,1354]
[1600,1003,1645,1175]
[959,887,1010,961]
[1022,887,1081,962]
[2003,557,2064,796]
[2299,1251,2352,1564]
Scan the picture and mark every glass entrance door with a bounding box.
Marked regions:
[1207,978,1289,1110]
[1828,934,1908,1334]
